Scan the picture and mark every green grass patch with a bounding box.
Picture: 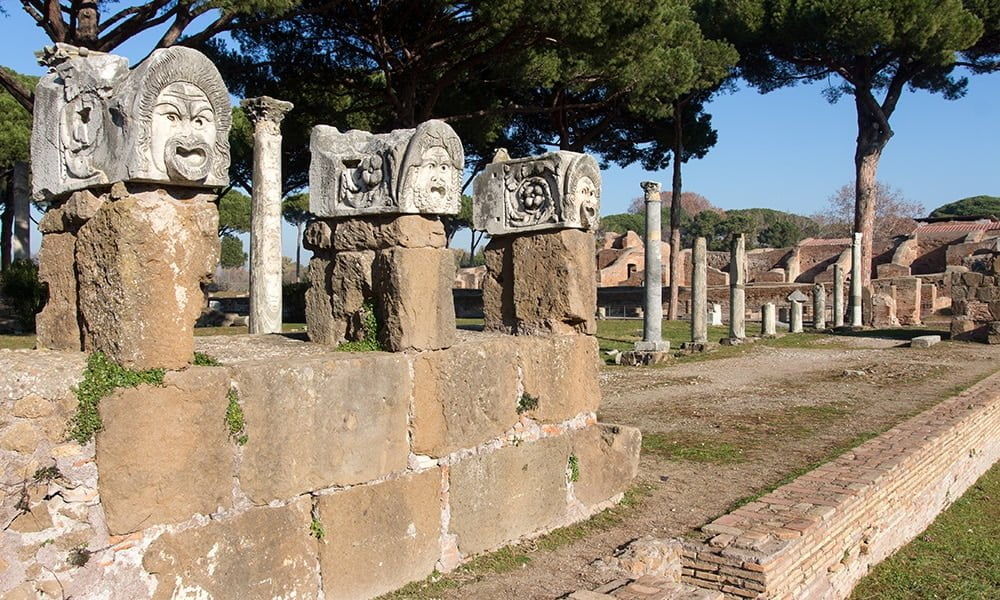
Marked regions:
[761,333,850,349]
[192,352,221,366]
[642,432,745,464]
[69,352,165,443]
[225,390,248,446]
[193,323,307,336]
[0,334,35,350]
[851,462,1000,600]
[456,318,484,331]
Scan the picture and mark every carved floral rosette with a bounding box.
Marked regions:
[472,150,601,236]
[31,46,232,201]
[309,119,463,218]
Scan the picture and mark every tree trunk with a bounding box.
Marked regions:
[853,98,891,287]
[1,176,13,270]
[295,222,303,282]
[667,100,683,321]
[72,0,100,46]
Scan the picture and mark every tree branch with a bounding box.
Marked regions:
[0,68,34,113]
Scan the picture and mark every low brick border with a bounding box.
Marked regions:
[679,371,1000,599]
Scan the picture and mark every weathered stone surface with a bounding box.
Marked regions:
[303,219,334,250]
[485,229,597,335]
[305,250,375,345]
[412,336,519,456]
[375,247,456,351]
[97,368,233,534]
[144,497,319,600]
[911,335,941,348]
[0,421,42,453]
[570,424,641,506]
[449,436,571,555]
[310,120,462,217]
[36,232,81,350]
[317,470,442,600]
[326,215,447,251]
[520,335,600,422]
[76,193,219,369]
[472,150,600,235]
[32,46,231,200]
[235,353,410,502]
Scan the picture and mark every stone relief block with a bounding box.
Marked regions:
[472,150,601,235]
[31,45,231,200]
[310,119,463,217]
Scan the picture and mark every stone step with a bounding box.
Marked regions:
[570,576,724,600]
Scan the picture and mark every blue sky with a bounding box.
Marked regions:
[3,5,999,259]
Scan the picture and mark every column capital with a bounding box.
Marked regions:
[241,96,294,127]
[640,180,661,200]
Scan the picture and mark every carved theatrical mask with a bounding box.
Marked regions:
[149,81,218,182]
[309,119,463,217]
[472,150,601,235]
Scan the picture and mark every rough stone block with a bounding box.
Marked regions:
[235,353,410,503]
[97,368,234,534]
[144,496,319,600]
[951,316,985,342]
[305,250,375,346]
[318,214,447,251]
[910,335,941,348]
[412,336,519,456]
[35,232,81,350]
[472,150,600,235]
[449,436,571,555]
[76,193,219,369]
[375,247,456,351]
[989,322,1000,345]
[317,470,442,600]
[310,120,462,217]
[485,229,597,335]
[570,424,641,506]
[876,263,910,278]
[519,335,600,423]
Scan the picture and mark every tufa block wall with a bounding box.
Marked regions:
[1,333,638,600]
[950,268,1000,343]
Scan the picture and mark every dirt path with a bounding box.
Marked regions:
[419,336,1000,600]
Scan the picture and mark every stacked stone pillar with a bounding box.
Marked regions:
[851,232,863,327]
[833,264,845,328]
[305,120,463,351]
[31,46,231,369]
[243,96,293,335]
[727,234,747,342]
[691,236,708,344]
[813,282,827,330]
[474,149,600,337]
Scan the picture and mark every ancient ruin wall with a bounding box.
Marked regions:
[1,334,638,599]
[678,370,1000,599]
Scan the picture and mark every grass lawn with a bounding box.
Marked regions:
[850,461,1000,599]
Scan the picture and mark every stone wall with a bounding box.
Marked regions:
[678,370,1000,599]
[1,334,638,599]
[951,268,1000,343]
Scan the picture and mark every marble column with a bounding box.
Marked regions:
[709,303,722,326]
[12,162,30,260]
[850,232,863,327]
[636,180,668,351]
[762,303,776,336]
[790,301,803,333]
[729,234,746,340]
[243,96,293,335]
[813,282,826,330]
[691,236,708,344]
[833,264,845,328]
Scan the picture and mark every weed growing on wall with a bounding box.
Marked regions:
[69,353,165,443]
[310,518,325,540]
[66,545,92,567]
[193,352,221,366]
[516,393,539,414]
[226,390,248,446]
[337,302,383,352]
[568,454,580,483]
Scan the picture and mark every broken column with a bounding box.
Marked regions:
[691,236,708,344]
[727,234,746,341]
[790,300,804,333]
[813,282,826,330]
[12,162,30,259]
[31,45,230,369]
[762,303,776,336]
[709,303,723,326]
[474,149,600,336]
[307,120,462,351]
[833,263,845,328]
[851,232,863,327]
[243,96,293,334]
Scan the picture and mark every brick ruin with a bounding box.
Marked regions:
[1,47,638,599]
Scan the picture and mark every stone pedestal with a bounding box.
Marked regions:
[762,303,776,337]
[728,234,746,340]
[790,301,803,333]
[833,264,845,328]
[813,282,826,330]
[243,96,293,335]
[484,229,596,335]
[304,215,455,350]
[691,237,708,344]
